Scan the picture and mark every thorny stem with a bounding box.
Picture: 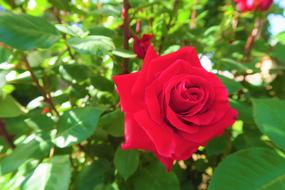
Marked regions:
[244,16,263,60]
[122,0,131,74]
[23,57,60,117]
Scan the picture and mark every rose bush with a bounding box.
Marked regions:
[113,45,237,170]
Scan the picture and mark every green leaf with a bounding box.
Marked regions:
[22,155,71,190]
[0,47,11,63]
[271,43,285,63]
[112,49,136,58]
[230,99,254,124]
[218,75,243,94]
[53,107,103,148]
[67,35,115,56]
[91,75,114,92]
[252,99,285,151]
[0,95,26,118]
[48,0,70,11]
[99,109,124,137]
[208,148,285,190]
[75,160,113,190]
[132,163,180,190]
[55,24,87,37]
[59,64,90,82]
[0,135,51,175]
[205,135,227,156]
[0,13,60,50]
[114,146,139,180]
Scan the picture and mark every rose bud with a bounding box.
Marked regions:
[234,0,273,12]
[113,45,237,171]
[133,34,154,59]
[42,107,49,114]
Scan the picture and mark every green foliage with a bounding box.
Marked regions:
[53,107,103,148]
[114,146,139,180]
[0,13,60,50]
[208,148,285,190]
[0,0,284,189]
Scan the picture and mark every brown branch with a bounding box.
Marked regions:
[122,0,131,74]
[0,119,15,149]
[23,57,60,117]
[244,17,263,60]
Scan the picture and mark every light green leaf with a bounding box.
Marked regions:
[22,155,71,190]
[112,49,136,58]
[252,98,285,151]
[209,148,285,190]
[132,163,180,190]
[67,35,115,56]
[0,135,51,175]
[114,146,139,180]
[53,107,103,148]
[0,13,60,50]
[0,95,26,118]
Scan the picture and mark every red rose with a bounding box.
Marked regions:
[133,34,154,59]
[113,46,237,170]
[234,0,273,12]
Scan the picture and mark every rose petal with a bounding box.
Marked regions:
[122,113,156,152]
[113,72,143,112]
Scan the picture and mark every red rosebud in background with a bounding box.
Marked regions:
[133,34,154,59]
[113,45,237,170]
[234,0,273,12]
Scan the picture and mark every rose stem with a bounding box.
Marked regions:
[23,57,60,117]
[122,0,131,74]
[244,16,263,60]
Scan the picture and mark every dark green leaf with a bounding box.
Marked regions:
[75,160,113,190]
[209,148,285,190]
[99,109,124,137]
[252,98,285,151]
[132,163,180,190]
[114,146,139,180]
[0,13,60,50]
[91,76,114,92]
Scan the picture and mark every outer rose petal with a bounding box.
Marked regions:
[134,109,199,160]
[122,113,156,152]
[113,72,143,112]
